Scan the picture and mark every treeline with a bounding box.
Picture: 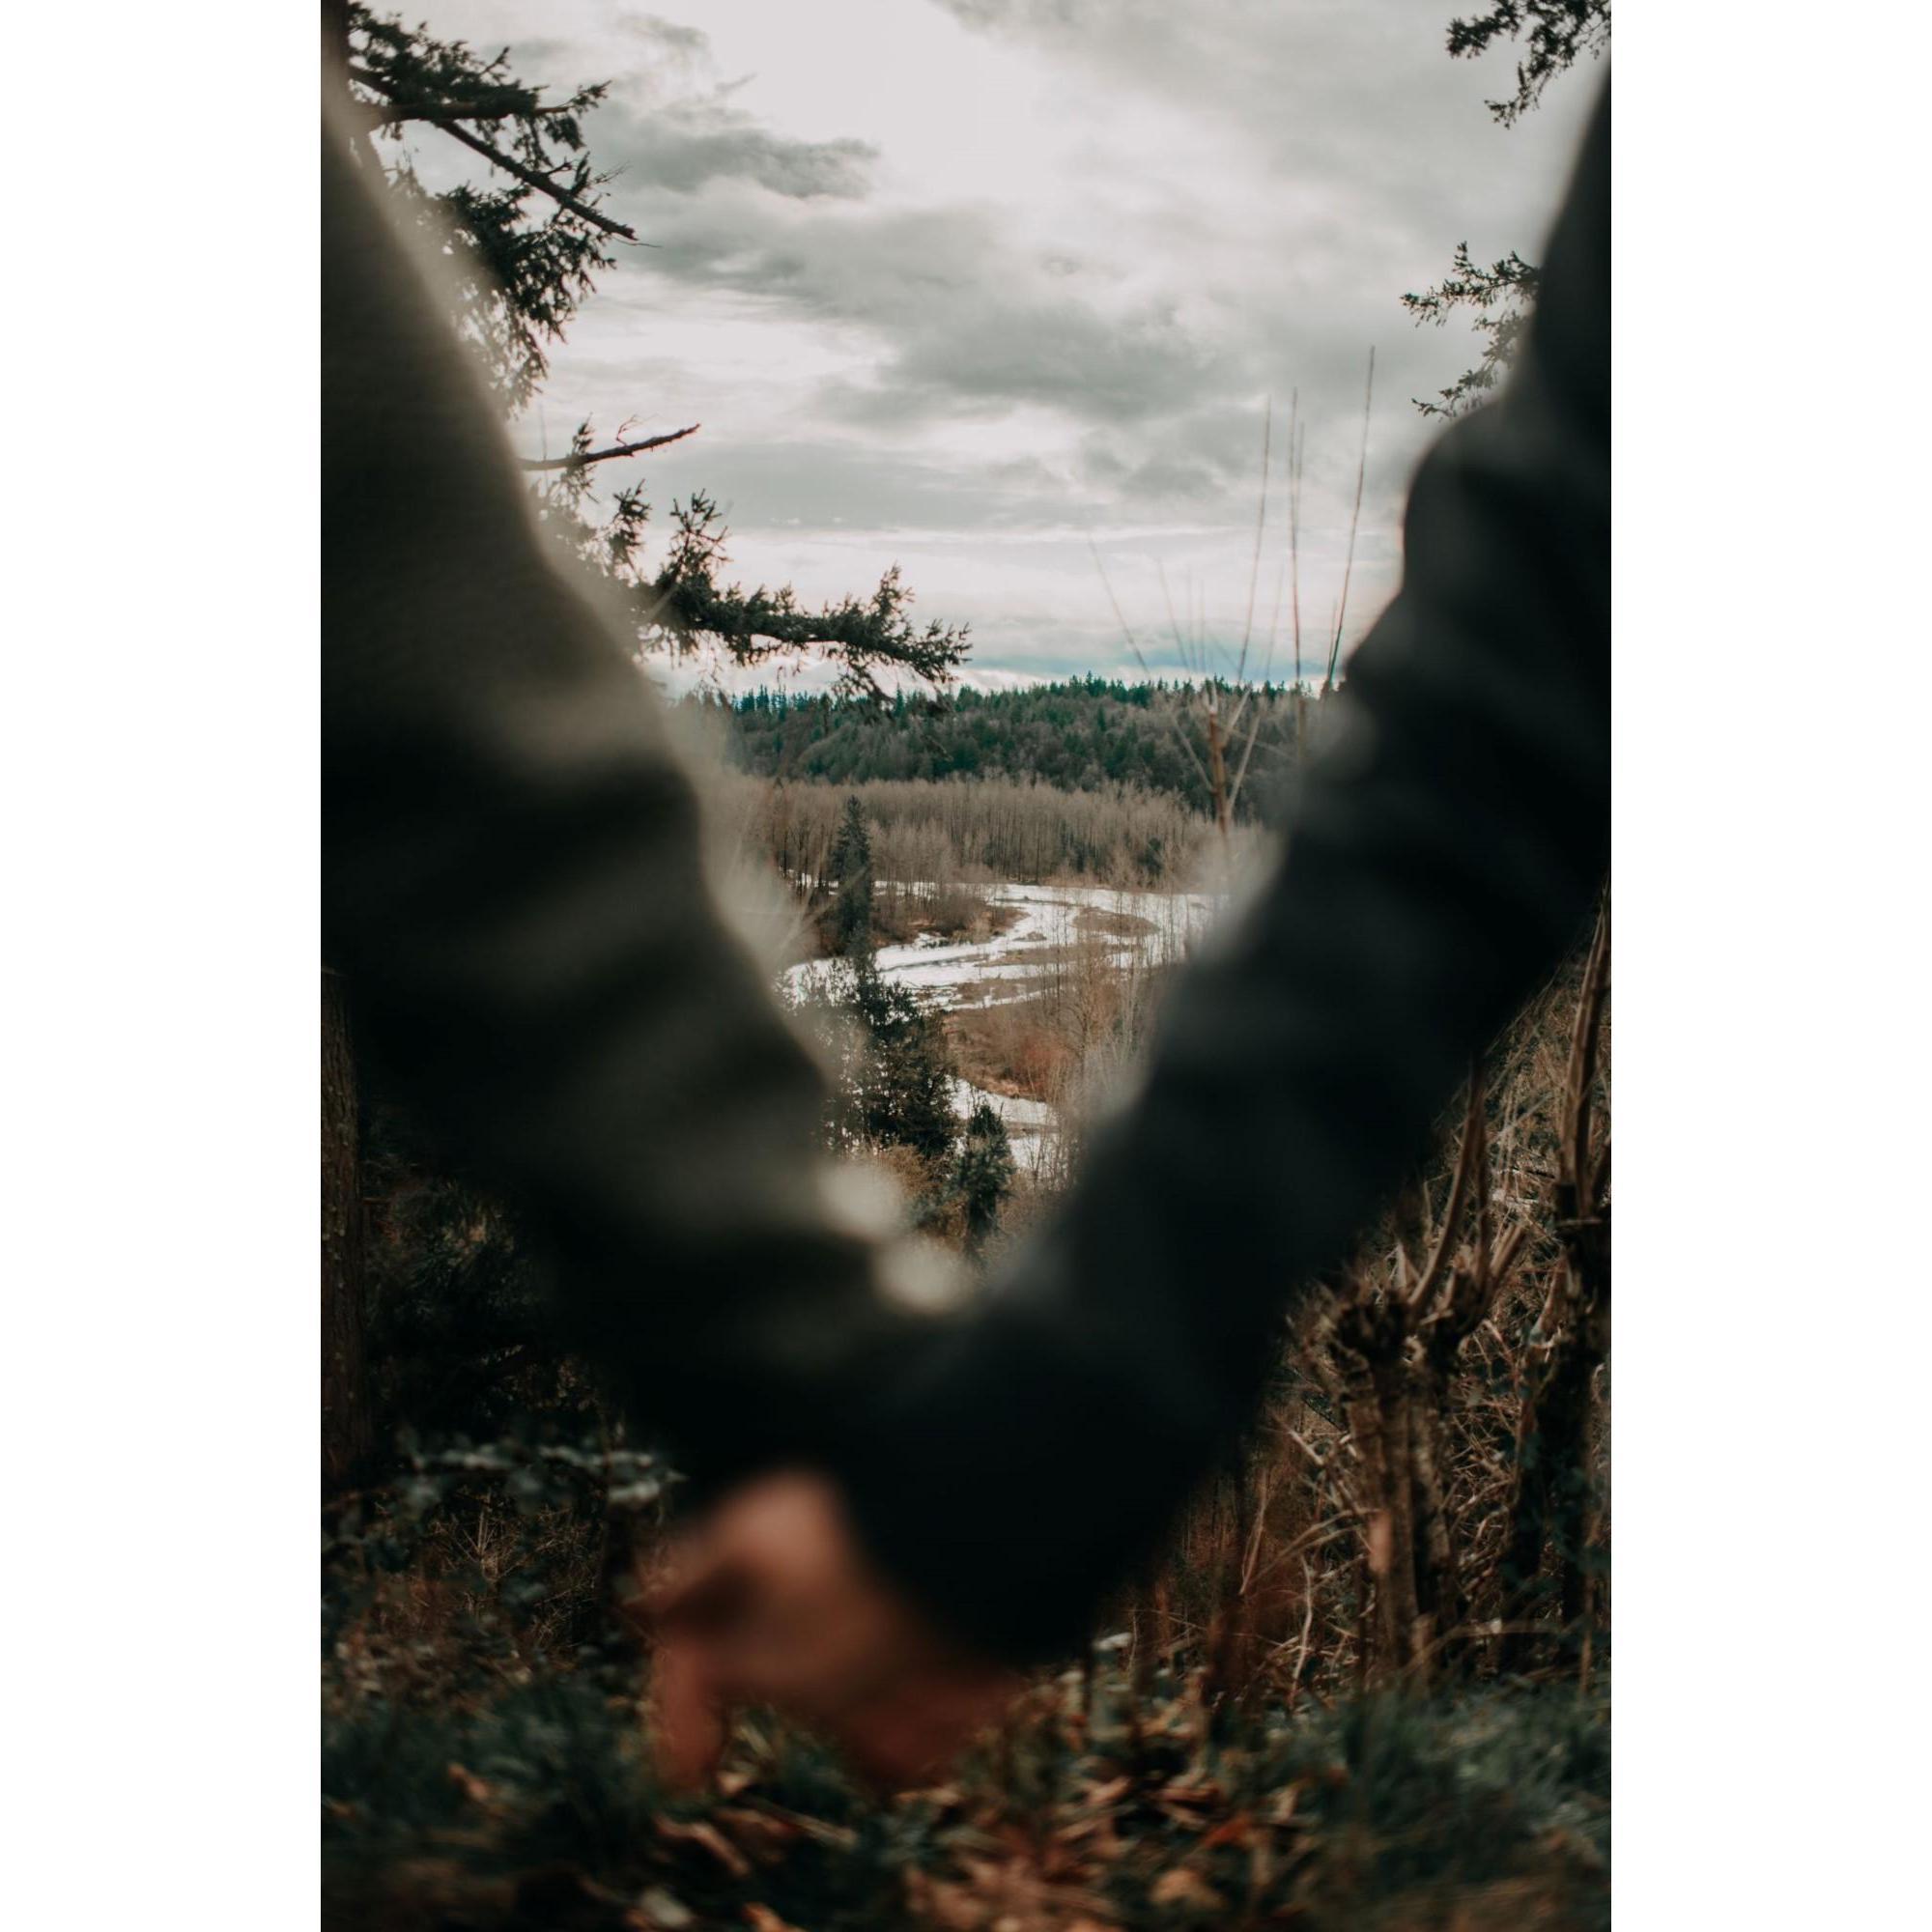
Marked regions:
[716,771,1265,890]
[690,676,1308,825]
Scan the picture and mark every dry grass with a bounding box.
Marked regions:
[1121,922,1611,1710]
[721,773,1268,893]
[1070,906,1154,941]
[327,1492,616,1714]
[947,992,1072,1103]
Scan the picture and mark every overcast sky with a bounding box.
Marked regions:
[406,0,1602,691]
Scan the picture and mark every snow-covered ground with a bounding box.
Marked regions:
[783,882,1215,1012]
[786,882,1218,1167]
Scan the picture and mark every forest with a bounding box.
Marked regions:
[693,681,1304,824]
[322,5,1612,1928]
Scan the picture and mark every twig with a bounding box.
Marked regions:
[1236,397,1273,686]
[1323,348,1376,691]
[1407,1068,1484,1310]
[1287,392,1305,691]
[518,422,699,471]
[1091,543,1216,800]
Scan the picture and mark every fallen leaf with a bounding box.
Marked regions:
[655,1816,752,1880]
[902,1867,988,1931]
[1156,1780,1222,1806]
[1267,1780,1307,1827]
[715,1806,800,1857]
[902,1781,964,1811]
[1200,1812,1254,1850]
[443,1762,497,1810]
[742,1907,806,1932]
[1150,1867,1225,1912]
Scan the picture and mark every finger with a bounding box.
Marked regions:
[654,1556,760,1640]
[650,1634,729,1792]
[837,1666,1025,1792]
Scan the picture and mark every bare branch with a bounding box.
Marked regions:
[1090,543,1217,800]
[1561,897,1612,1197]
[1236,396,1273,687]
[1324,347,1377,692]
[1409,1066,1484,1311]
[1158,562,1195,679]
[436,117,645,242]
[1288,395,1305,689]
[517,422,699,472]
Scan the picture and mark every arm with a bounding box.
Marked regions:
[322,120,930,1482]
[841,85,1611,1662]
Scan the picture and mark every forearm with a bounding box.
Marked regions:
[322,123,929,1479]
[842,86,1610,1662]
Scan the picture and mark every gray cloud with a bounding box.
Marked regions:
[614,13,710,63]
[582,18,881,200]
[931,0,1600,257]
[610,109,875,199]
[572,3,1597,515]
[639,435,1037,535]
[621,191,1234,437]
[431,0,1603,681]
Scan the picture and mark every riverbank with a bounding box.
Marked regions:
[784,881,1218,1168]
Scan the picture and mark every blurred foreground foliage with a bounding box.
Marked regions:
[326,1450,1606,1932]
[327,921,1608,1927]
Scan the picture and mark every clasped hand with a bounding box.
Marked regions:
[643,1469,1020,1791]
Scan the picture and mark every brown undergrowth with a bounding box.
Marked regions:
[724,774,1270,893]
[1133,909,1610,1715]
[326,907,1608,1929]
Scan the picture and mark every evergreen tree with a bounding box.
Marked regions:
[1401,245,1542,419]
[1447,1,1611,128]
[848,964,957,1163]
[1403,1,1609,414]
[953,1103,1016,1257]
[327,0,625,410]
[827,795,875,957]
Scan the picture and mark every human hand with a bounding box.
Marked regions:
[643,1468,1020,1792]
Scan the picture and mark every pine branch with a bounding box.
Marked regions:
[348,65,643,242]
[432,116,643,242]
[364,91,571,128]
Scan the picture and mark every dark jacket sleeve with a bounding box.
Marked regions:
[841,85,1610,1663]
[322,120,942,1483]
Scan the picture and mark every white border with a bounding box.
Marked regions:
[1615,3,1932,1922]
[8,5,1932,1926]
[6,2,319,1923]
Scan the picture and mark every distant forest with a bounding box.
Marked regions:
[689,676,1309,825]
